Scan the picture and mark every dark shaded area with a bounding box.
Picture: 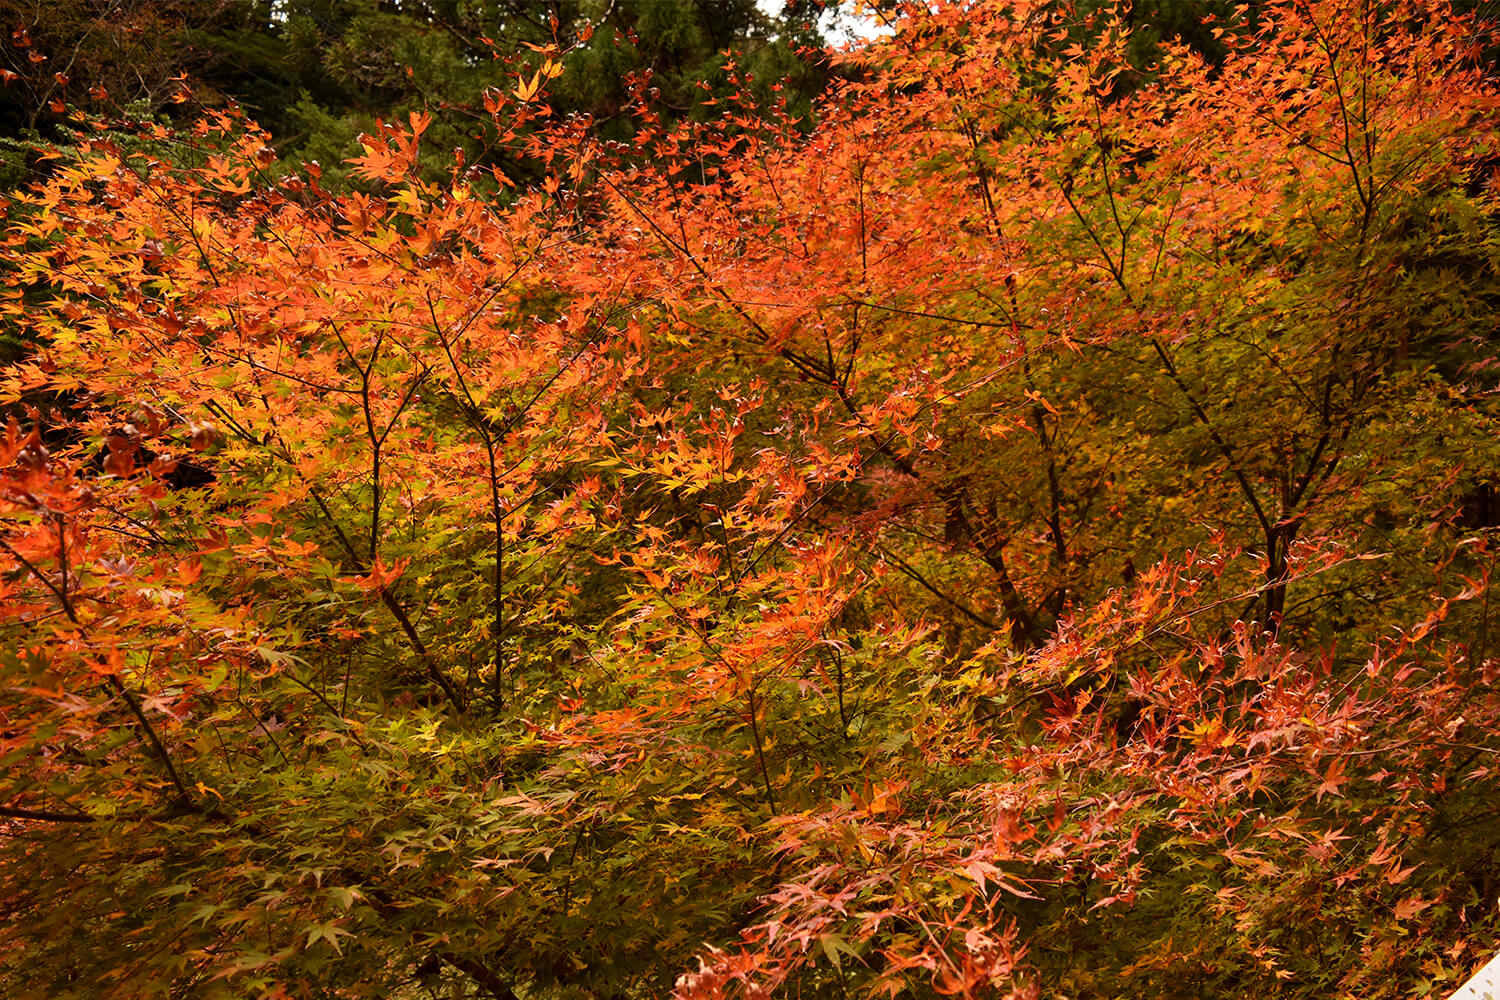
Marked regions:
[0,0,835,188]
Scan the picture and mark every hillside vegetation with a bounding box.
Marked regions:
[2,2,1499,998]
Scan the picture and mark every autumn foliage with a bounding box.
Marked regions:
[2,1,1499,997]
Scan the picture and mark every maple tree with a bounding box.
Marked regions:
[1,1,1499,998]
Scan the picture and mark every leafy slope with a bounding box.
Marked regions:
[2,2,1499,998]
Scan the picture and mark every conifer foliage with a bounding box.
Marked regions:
[2,2,1499,998]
